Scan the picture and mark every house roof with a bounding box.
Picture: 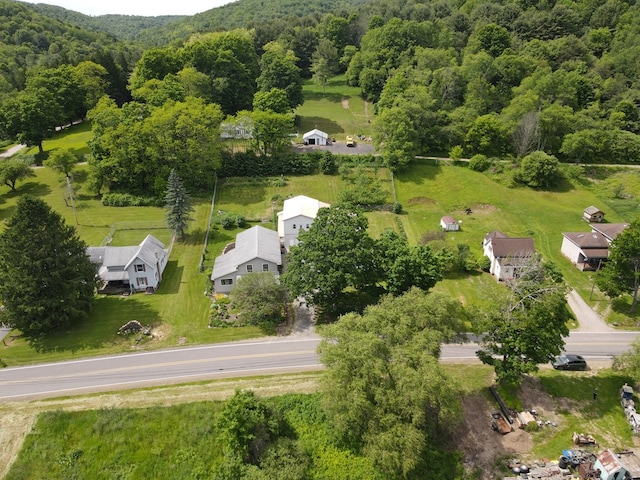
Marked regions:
[562,231,610,248]
[484,230,509,241]
[584,205,604,215]
[441,216,457,224]
[87,235,167,271]
[491,237,535,258]
[303,129,328,140]
[211,226,282,280]
[281,195,330,221]
[125,235,167,270]
[590,223,630,241]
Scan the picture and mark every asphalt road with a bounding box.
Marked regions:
[1,330,639,401]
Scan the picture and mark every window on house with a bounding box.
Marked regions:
[262,264,269,272]
[246,265,253,273]
[306,224,310,229]
[221,279,233,286]
[135,264,146,272]
[292,224,296,229]
[136,277,147,286]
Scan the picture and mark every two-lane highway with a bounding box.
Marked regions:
[1,331,639,401]
[0,337,321,401]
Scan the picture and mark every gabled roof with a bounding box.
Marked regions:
[584,205,604,215]
[212,226,281,280]
[562,231,609,248]
[590,223,630,241]
[484,230,509,241]
[281,195,330,221]
[303,129,328,140]
[87,235,167,272]
[125,235,167,270]
[491,237,535,258]
[441,216,457,224]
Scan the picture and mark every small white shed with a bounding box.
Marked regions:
[440,216,460,231]
[303,129,329,146]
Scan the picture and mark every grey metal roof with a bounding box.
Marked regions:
[584,205,603,215]
[212,226,281,280]
[87,235,167,271]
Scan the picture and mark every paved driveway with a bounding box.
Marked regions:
[294,141,376,155]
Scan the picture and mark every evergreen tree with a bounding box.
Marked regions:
[164,169,194,240]
[0,196,96,338]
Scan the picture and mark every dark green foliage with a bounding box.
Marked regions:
[219,151,317,177]
[319,289,465,478]
[596,221,640,313]
[0,159,35,190]
[164,169,194,240]
[0,197,96,339]
[514,151,562,189]
[229,273,286,332]
[392,201,402,214]
[476,256,570,385]
[319,151,337,174]
[338,165,387,206]
[216,390,282,464]
[468,154,492,172]
[476,23,511,57]
[101,193,161,207]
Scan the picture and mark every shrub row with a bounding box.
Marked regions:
[101,193,162,207]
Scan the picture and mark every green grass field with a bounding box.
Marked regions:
[5,366,635,479]
[294,75,373,141]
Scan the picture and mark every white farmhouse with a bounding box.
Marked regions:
[277,195,330,251]
[87,235,169,294]
[483,231,536,282]
[211,226,282,294]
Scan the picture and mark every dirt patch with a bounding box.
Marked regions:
[457,377,570,479]
[408,196,437,205]
[341,98,349,109]
[469,203,498,214]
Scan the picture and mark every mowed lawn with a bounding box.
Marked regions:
[0,161,261,367]
[295,75,373,141]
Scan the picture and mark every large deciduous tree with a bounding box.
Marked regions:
[319,288,465,478]
[164,169,194,240]
[596,221,640,313]
[282,206,375,312]
[372,106,419,171]
[0,159,35,190]
[257,42,304,110]
[0,196,96,339]
[44,148,78,178]
[476,256,569,385]
[514,150,562,189]
[229,272,286,331]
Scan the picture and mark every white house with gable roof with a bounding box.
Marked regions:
[211,226,282,294]
[87,234,169,293]
[277,195,330,251]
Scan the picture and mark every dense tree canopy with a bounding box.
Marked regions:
[596,221,640,313]
[476,257,570,385]
[0,196,96,339]
[319,288,465,478]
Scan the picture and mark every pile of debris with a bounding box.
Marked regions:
[621,384,640,435]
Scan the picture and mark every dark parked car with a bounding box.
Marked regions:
[552,354,587,370]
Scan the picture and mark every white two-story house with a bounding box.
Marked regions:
[277,195,330,251]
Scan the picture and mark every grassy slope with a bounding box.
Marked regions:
[295,75,373,141]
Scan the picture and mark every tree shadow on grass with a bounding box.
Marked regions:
[155,261,183,295]
[394,162,443,185]
[298,116,344,135]
[218,182,267,206]
[303,91,344,103]
[610,297,640,327]
[181,228,206,246]
[5,181,51,199]
[28,297,162,354]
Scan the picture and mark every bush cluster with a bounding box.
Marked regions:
[219,151,318,177]
[101,193,162,207]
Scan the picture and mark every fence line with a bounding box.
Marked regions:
[199,177,218,273]
[99,221,168,247]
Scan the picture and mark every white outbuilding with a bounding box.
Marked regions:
[277,195,330,251]
[302,129,329,146]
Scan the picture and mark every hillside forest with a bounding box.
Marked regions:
[0,0,639,196]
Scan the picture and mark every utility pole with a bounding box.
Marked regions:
[66,176,78,225]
